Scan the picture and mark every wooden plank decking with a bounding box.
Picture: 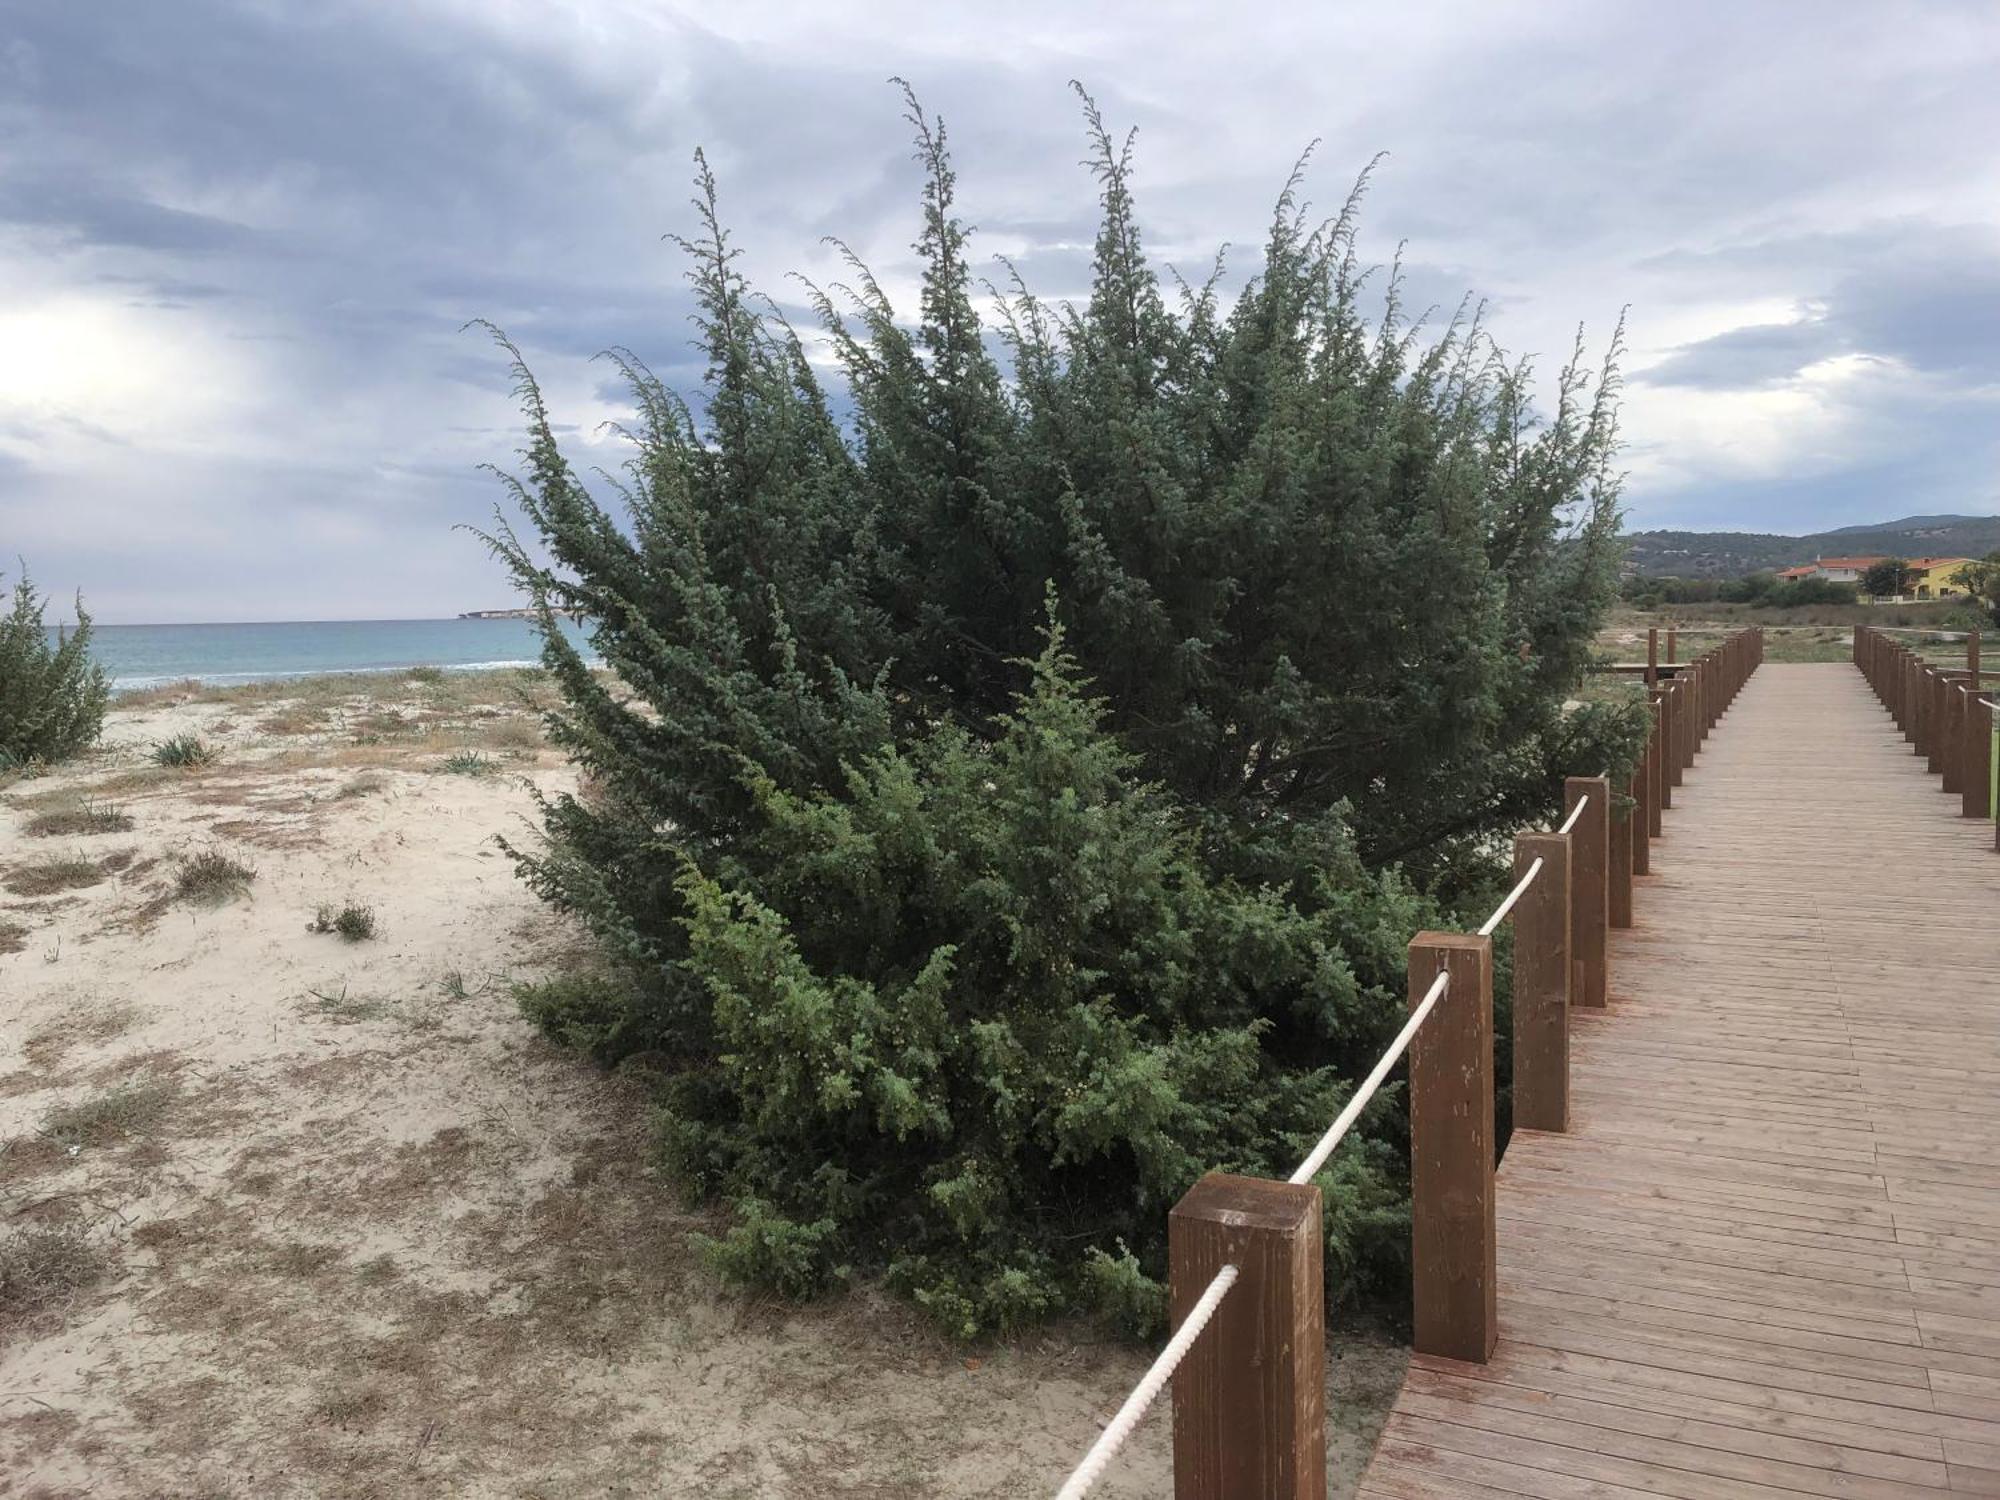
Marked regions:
[1359,661,2000,1499]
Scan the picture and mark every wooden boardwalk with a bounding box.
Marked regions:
[1360,661,2000,1499]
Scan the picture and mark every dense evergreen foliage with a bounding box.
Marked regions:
[1862,558,1917,599]
[0,567,109,768]
[1958,552,2000,627]
[489,90,1639,1335]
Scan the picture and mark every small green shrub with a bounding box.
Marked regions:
[435,751,497,777]
[0,567,109,767]
[152,734,216,769]
[174,850,256,905]
[309,902,377,941]
[514,972,651,1064]
[25,801,132,838]
[405,665,447,685]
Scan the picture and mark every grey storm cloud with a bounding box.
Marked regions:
[2,0,1998,619]
[1641,225,2000,389]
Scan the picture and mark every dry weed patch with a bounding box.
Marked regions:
[40,1078,177,1149]
[4,855,106,897]
[25,800,133,837]
[0,1223,110,1336]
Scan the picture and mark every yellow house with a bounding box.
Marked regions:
[1908,557,1976,599]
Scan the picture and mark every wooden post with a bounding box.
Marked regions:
[1944,680,1964,795]
[1564,776,1610,1009]
[1664,682,1684,790]
[1973,629,1983,690]
[1407,931,1496,1364]
[1608,784,1634,929]
[1170,1174,1326,1500]
[1666,627,1677,665]
[1959,684,1987,819]
[1646,627,1659,687]
[1510,833,1570,1134]
[1646,696,1666,832]
[1928,670,1947,776]
[1630,762,1651,876]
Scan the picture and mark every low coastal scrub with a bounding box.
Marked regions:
[435,751,498,777]
[25,800,132,838]
[0,567,109,768]
[40,1080,176,1149]
[309,901,377,941]
[174,850,256,905]
[152,734,217,769]
[487,94,1638,1335]
[0,1224,108,1336]
[3,856,105,897]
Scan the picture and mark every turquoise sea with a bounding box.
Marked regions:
[59,618,597,690]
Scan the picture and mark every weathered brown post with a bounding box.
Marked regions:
[1646,627,1659,686]
[1964,686,1991,820]
[1944,680,1964,795]
[1646,695,1666,830]
[1666,681,1686,789]
[1169,1174,1326,1500]
[1510,833,1570,1134]
[1906,655,1922,746]
[1928,669,1947,776]
[1666,626,1678,665]
[1407,931,1495,1363]
[1630,762,1651,875]
[1607,786,1634,929]
[1955,683,1982,817]
[1169,1175,1324,1498]
[1564,776,1610,1009]
[1656,692,1672,812]
[1973,629,1984,689]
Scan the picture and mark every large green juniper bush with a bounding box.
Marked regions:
[484,85,1642,1338]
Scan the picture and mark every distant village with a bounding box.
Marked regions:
[1773,555,1975,599]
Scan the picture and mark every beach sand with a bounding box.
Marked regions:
[0,674,1404,1498]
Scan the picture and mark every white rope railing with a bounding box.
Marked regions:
[1556,793,1589,836]
[1052,1263,1240,1500]
[1289,968,1451,1186]
[1051,777,1594,1498]
[1477,857,1543,938]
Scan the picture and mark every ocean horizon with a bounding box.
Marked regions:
[50,616,598,690]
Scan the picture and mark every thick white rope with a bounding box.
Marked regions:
[1287,968,1451,1187]
[1052,1263,1240,1500]
[1477,857,1544,938]
[1557,792,1589,836]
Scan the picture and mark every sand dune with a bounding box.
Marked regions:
[0,676,1401,1498]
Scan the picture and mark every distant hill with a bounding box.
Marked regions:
[1625,514,2000,577]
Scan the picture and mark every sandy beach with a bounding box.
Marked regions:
[0,672,1403,1499]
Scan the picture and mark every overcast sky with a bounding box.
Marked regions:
[4,1,1998,622]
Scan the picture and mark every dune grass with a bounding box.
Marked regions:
[0,1224,109,1334]
[152,734,217,769]
[40,1079,176,1149]
[175,850,256,905]
[4,856,105,897]
[25,800,133,838]
[309,901,377,941]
